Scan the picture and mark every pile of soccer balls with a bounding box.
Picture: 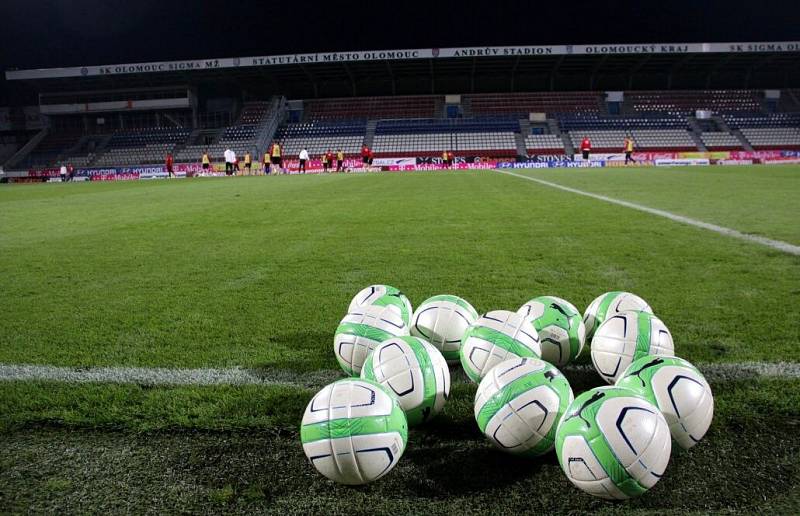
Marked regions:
[300,286,714,500]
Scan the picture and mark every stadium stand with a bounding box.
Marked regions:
[740,127,800,149]
[700,132,743,150]
[556,114,688,131]
[724,113,800,128]
[303,96,439,120]
[626,90,762,115]
[371,118,518,156]
[176,101,275,162]
[569,130,697,151]
[9,89,800,169]
[525,134,566,154]
[18,131,84,169]
[465,92,603,116]
[92,127,190,167]
[276,120,366,156]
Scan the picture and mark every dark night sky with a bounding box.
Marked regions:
[1,0,799,70]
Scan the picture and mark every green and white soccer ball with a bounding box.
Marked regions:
[334,304,409,376]
[556,386,672,500]
[300,378,408,485]
[361,336,450,426]
[590,310,674,384]
[349,284,413,327]
[583,291,653,341]
[411,294,479,364]
[474,357,573,456]
[460,310,541,383]
[518,296,585,367]
[617,355,714,450]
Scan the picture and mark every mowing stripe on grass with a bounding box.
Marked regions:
[495,169,800,256]
[0,362,798,388]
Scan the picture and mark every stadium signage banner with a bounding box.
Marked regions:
[8,41,800,80]
[497,161,605,169]
[655,159,710,166]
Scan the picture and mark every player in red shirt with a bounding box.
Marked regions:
[447,151,455,168]
[165,153,174,178]
[367,148,374,169]
[361,145,370,168]
[580,136,592,161]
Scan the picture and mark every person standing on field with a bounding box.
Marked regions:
[299,147,309,174]
[244,151,252,175]
[224,148,235,176]
[623,136,636,165]
[271,142,283,174]
[321,151,329,173]
[264,147,272,175]
[60,164,67,182]
[580,136,592,161]
[165,153,174,178]
[336,149,344,172]
[201,151,211,176]
[361,144,370,169]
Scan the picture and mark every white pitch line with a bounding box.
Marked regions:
[495,169,800,256]
[0,362,798,389]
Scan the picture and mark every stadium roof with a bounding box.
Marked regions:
[7,42,800,98]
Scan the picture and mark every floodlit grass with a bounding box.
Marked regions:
[514,165,800,244]
[1,168,799,513]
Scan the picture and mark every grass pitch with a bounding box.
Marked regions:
[1,166,799,513]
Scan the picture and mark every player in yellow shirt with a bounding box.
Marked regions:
[321,152,329,173]
[244,152,252,175]
[201,151,211,177]
[623,136,636,165]
[271,142,283,174]
[336,149,344,172]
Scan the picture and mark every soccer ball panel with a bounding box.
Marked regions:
[349,284,413,326]
[474,358,572,457]
[334,304,409,375]
[361,336,450,426]
[556,386,670,499]
[460,311,541,382]
[560,435,628,500]
[411,295,478,363]
[590,311,673,384]
[301,379,408,485]
[302,433,404,485]
[583,292,653,340]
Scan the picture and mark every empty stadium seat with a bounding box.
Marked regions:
[626,90,762,115]
[304,96,439,120]
[701,132,742,149]
[741,127,800,148]
[466,92,602,116]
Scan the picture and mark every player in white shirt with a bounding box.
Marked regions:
[298,148,309,174]
[60,165,67,182]
[224,149,235,176]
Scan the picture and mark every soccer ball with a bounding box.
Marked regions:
[616,355,713,449]
[556,386,671,500]
[583,291,653,341]
[590,310,674,384]
[460,310,541,383]
[334,304,409,376]
[361,336,450,426]
[517,296,585,367]
[474,357,573,456]
[410,294,479,364]
[300,378,408,485]
[349,284,413,327]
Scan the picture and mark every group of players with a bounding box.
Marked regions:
[190,143,376,175]
[579,135,638,164]
[171,135,638,176]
